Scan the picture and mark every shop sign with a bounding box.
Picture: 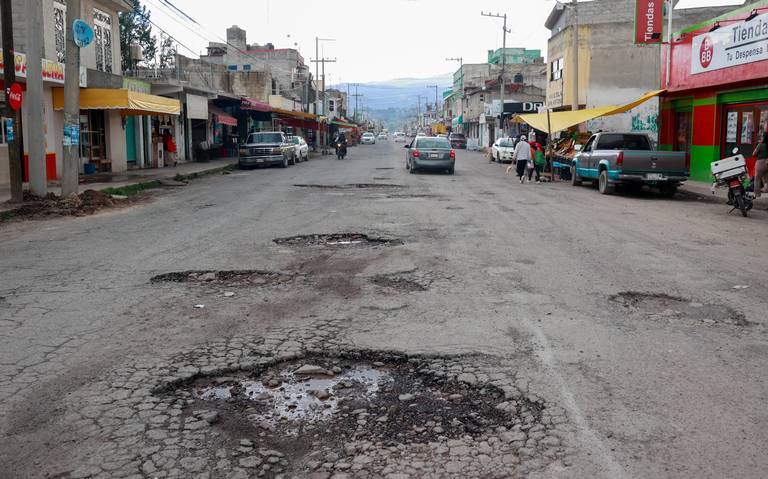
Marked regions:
[8,83,23,111]
[63,123,80,147]
[72,19,95,48]
[122,78,151,94]
[504,101,544,114]
[635,0,663,44]
[547,79,564,108]
[0,51,65,84]
[186,94,209,120]
[726,111,738,143]
[692,13,768,74]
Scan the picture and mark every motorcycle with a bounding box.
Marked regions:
[711,151,753,217]
[336,142,347,160]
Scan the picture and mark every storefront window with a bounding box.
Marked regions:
[722,102,768,175]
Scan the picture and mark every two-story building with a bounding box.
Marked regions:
[0,0,181,188]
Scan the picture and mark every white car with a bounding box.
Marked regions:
[393,132,406,142]
[287,135,309,162]
[377,132,388,140]
[361,132,376,145]
[491,137,517,164]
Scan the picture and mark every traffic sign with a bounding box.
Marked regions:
[8,82,23,111]
[73,19,94,48]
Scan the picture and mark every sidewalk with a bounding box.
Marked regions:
[0,158,237,209]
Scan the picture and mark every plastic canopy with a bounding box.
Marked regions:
[513,90,665,133]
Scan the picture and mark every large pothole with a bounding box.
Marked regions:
[294,183,404,189]
[274,233,403,248]
[610,291,749,326]
[150,270,296,287]
[170,354,545,452]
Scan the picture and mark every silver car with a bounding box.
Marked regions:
[405,136,455,175]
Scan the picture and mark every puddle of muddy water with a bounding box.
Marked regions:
[195,365,391,429]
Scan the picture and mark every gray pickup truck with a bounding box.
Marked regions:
[571,133,688,196]
[238,131,296,169]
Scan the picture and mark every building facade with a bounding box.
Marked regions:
[660,2,768,182]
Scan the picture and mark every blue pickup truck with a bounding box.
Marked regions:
[571,133,689,197]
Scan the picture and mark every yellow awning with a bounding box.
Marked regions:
[52,88,181,115]
[272,108,317,120]
[514,89,665,133]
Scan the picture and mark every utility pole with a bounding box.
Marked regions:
[1,0,23,202]
[26,0,46,196]
[481,11,510,136]
[664,0,673,88]
[426,84,439,122]
[313,37,334,150]
[62,0,81,197]
[446,57,463,131]
[571,0,579,111]
[310,56,336,151]
[417,95,425,128]
[351,84,362,123]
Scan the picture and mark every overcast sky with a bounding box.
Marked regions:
[144,0,745,84]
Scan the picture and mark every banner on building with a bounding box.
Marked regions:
[691,13,768,74]
[635,0,663,44]
[186,94,209,120]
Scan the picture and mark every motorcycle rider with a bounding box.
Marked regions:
[334,131,348,158]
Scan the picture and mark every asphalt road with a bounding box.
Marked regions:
[1,140,767,478]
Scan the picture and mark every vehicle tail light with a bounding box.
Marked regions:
[450,150,456,159]
[616,151,624,167]
[412,150,420,158]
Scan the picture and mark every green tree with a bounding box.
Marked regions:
[119,0,157,71]
[158,34,176,69]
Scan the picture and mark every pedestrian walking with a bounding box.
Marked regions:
[527,141,545,183]
[511,134,531,183]
[162,128,178,167]
[752,131,768,198]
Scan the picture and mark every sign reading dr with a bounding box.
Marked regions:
[692,13,768,74]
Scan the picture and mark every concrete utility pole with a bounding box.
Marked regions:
[481,12,510,134]
[62,0,81,197]
[1,0,23,202]
[25,0,46,196]
[571,0,580,111]
[313,37,334,149]
[417,95,425,128]
[351,84,362,123]
[426,85,439,122]
[665,0,673,88]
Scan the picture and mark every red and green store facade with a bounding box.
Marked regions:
[659,3,768,182]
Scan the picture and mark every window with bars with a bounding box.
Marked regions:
[54,1,67,63]
[93,8,113,73]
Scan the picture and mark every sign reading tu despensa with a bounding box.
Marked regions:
[635,0,663,44]
[692,13,768,74]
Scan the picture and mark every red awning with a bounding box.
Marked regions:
[215,114,237,126]
[241,98,272,112]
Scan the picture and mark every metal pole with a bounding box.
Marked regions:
[665,0,673,88]
[546,107,554,181]
[25,0,46,196]
[62,0,81,196]
[315,37,319,148]
[1,0,23,202]
[571,0,579,112]
[500,14,507,136]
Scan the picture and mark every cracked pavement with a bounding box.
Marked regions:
[1,142,768,478]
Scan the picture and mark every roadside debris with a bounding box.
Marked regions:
[0,190,145,223]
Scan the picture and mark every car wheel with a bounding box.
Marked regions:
[598,170,614,195]
[281,156,289,168]
[571,165,582,186]
[448,168,455,175]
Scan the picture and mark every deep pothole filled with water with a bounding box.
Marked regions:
[172,355,545,447]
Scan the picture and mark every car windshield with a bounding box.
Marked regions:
[416,138,451,149]
[597,134,651,150]
[450,134,465,139]
[499,140,514,148]
[247,133,282,144]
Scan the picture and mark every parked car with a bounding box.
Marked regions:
[238,131,295,168]
[448,132,467,149]
[393,132,406,142]
[286,135,309,162]
[405,136,455,175]
[571,132,688,196]
[491,137,516,163]
[377,132,388,140]
[361,132,376,145]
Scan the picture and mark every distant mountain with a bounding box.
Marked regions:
[332,73,454,111]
